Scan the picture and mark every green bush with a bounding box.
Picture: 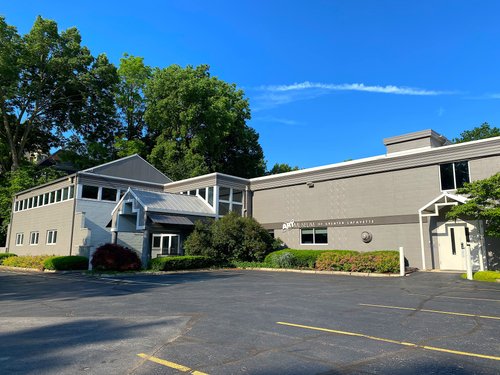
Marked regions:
[149,255,213,271]
[264,249,359,269]
[316,250,399,273]
[185,212,278,262]
[0,253,17,264]
[2,255,53,270]
[43,256,88,270]
[472,271,500,282]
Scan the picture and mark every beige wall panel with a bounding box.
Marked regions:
[253,165,440,224]
[469,156,500,181]
[8,200,74,256]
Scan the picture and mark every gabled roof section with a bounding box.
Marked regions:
[82,154,171,184]
[127,188,215,216]
[419,192,469,217]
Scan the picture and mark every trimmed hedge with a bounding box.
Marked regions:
[264,249,359,269]
[316,250,399,273]
[149,255,213,271]
[91,243,142,271]
[43,256,88,271]
[2,255,53,270]
[0,253,17,264]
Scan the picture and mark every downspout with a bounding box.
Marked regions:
[5,195,16,252]
[68,175,78,256]
[419,211,426,270]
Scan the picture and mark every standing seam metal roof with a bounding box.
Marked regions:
[130,189,215,215]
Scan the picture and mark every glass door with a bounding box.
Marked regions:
[152,234,180,257]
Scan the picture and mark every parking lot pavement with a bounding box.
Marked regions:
[0,269,499,374]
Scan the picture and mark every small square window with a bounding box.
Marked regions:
[101,187,117,201]
[218,202,230,216]
[82,185,99,199]
[219,187,230,201]
[232,190,243,203]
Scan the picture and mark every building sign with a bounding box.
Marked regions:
[280,215,419,232]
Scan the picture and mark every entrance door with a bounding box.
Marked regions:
[436,223,468,270]
[151,234,180,257]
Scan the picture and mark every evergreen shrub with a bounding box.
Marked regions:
[149,255,213,271]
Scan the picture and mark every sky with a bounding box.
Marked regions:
[2,1,500,169]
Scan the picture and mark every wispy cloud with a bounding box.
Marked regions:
[250,81,454,111]
[487,93,500,99]
[259,81,450,96]
[252,116,301,126]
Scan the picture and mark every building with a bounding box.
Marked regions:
[5,130,500,271]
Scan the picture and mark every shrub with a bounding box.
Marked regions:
[91,243,141,271]
[265,249,359,269]
[149,255,213,271]
[185,212,277,262]
[0,253,17,264]
[2,255,52,270]
[472,271,500,282]
[43,256,88,271]
[316,250,399,273]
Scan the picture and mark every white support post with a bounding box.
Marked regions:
[399,247,405,276]
[418,213,426,270]
[465,243,473,280]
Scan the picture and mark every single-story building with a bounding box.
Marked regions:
[5,129,500,271]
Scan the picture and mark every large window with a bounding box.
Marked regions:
[301,227,328,245]
[218,187,244,216]
[81,185,99,199]
[440,161,470,190]
[46,230,57,245]
[101,187,118,201]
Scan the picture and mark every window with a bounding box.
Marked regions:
[301,227,328,245]
[28,197,33,209]
[189,190,197,196]
[30,231,39,245]
[218,187,244,216]
[47,230,57,245]
[15,233,24,246]
[219,187,230,201]
[55,189,62,202]
[207,187,214,206]
[44,193,50,205]
[33,196,38,208]
[62,187,69,200]
[198,188,206,199]
[49,191,55,204]
[219,202,230,215]
[69,185,75,199]
[15,201,19,212]
[81,185,99,199]
[232,189,243,203]
[440,161,470,190]
[101,187,117,201]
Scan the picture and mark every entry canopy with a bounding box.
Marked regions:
[147,213,194,226]
[418,192,468,217]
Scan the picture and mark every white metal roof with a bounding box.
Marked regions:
[129,189,215,215]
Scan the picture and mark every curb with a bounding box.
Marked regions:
[232,267,403,277]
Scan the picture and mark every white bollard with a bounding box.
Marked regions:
[399,246,405,276]
[466,244,473,280]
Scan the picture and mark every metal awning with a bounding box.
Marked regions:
[147,213,194,226]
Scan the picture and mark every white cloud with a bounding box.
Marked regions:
[252,116,301,125]
[259,81,449,96]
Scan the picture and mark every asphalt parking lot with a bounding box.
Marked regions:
[0,269,499,375]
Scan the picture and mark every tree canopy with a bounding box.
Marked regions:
[453,122,500,143]
[145,64,265,180]
[446,173,500,237]
[0,16,121,172]
[267,163,299,175]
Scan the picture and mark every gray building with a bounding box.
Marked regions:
[5,130,500,271]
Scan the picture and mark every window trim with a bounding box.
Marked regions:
[46,229,57,245]
[15,232,24,246]
[29,231,39,246]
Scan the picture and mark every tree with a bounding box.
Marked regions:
[0,164,64,245]
[115,54,151,141]
[145,64,265,180]
[0,16,120,172]
[453,122,500,143]
[267,163,299,175]
[184,212,277,262]
[446,173,500,237]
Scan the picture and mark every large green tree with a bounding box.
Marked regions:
[145,64,265,180]
[446,173,500,237]
[453,122,500,143]
[0,16,120,172]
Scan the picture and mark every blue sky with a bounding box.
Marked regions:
[2,1,500,169]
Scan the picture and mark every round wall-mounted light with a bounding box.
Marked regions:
[361,231,373,243]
